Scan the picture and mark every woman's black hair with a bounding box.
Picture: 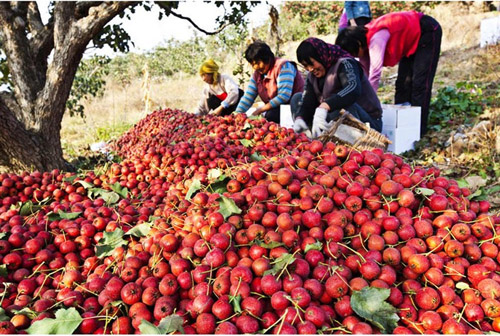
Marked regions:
[296,40,323,67]
[244,41,275,64]
[335,26,368,56]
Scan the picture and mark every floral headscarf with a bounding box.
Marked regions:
[305,37,352,69]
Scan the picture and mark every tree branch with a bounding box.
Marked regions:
[27,2,44,35]
[74,2,136,38]
[167,9,232,35]
[53,2,75,49]
[27,1,53,78]
[0,2,42,126]
[31,21,54,66]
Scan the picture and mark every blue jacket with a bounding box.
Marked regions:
[345,1,372,20]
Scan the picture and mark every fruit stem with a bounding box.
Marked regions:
[337,242,366,263]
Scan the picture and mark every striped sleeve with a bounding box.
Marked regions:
[268,62,296,108]
[235,77,258,113]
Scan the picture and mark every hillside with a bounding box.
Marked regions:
[61,1,500,206]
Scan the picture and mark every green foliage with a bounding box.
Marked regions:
[217,195,242,219]
[26,308,82,334]
[94,123,135,142]
[429,82,486,132]
[95,229,127,258]
[350,287,399,334]
[279,1,439,42]
[67,56,111,117]
[92,23,132,53]
[138,314,184,334]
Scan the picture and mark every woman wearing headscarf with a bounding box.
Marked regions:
[291,37,383,138]
[335,11,442,136]
[194,59,243,116]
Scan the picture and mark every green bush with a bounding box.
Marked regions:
[429,82,486,131]
[67,56,111,117]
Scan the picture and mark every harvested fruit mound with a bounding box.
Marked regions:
[0,109,499,334]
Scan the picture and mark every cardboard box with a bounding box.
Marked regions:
[280,104,294,129]
[381,104,421,154]
[480,16,500,48]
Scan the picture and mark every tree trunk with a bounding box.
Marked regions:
[0,102,67,172]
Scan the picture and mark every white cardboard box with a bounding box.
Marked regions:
[280,104,294,129]
[381,104,421,154]
[480,16,500,48]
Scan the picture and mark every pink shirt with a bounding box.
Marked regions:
[358,29,390,92]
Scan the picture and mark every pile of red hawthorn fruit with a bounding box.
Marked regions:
[0,108,499,334]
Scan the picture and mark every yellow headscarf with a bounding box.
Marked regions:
[199,59,219,83]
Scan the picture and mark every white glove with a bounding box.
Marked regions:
[293,118,308,133]
[311,107,332,138]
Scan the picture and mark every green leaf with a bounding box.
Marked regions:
[92,189,120,205]
[456,282,470,290]
[415,188,435,196]
[75,180,94,189]
[242,122,253,130]
[208,179,229,194]
[19,201,42,216]
[256,240,285,249]
[186,179,203,200]
[47,210,82,222]
[26,307,82,334]
[96,229,127,258]
[110,182,129,199]
[138,320,162,334]
[63,175,78,183]
[157,315,185,334]
[240,139,254,147]
[0,265,7,277]
[0,308,9,322]
[468,189,483,200]
[250,152,264,162]
[304,241,323,253]
[487,185,500,195]
[350,287,399,334]
[217,196,242,219]
[0,232,7,240]
[264,253,296,276]
[125,222,152,238]
[229,295,242,314]
[139,315,184,334]
[249,115,263,120]
[456,179,469,188]
[12,307,38,320]
[208,168,223,181]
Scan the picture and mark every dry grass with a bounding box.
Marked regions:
[60,73,204,157]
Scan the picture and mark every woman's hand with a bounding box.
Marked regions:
[212,106,224,116]
[318,102,330,111]
[251,107,264,116]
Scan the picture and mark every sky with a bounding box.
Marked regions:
[39,1,280,56]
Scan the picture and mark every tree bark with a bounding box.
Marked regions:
[0,100,67,172]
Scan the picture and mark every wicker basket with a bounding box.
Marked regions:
[318,109,391,151]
